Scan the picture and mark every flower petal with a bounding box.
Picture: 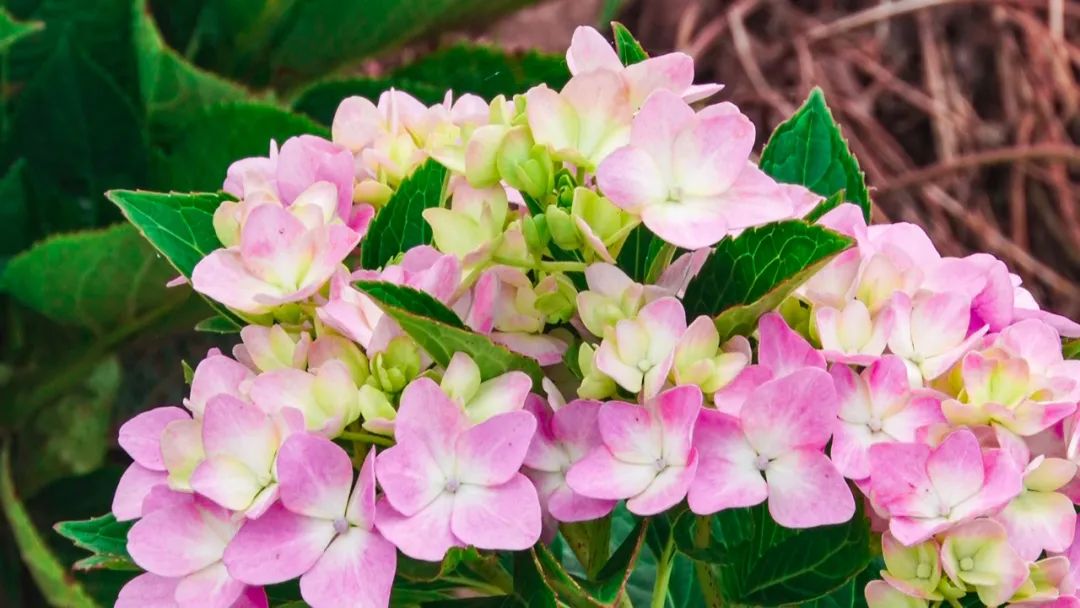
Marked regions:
[740,368,837,457]
[119,407,190,470]
[451,474,542,551]
[765,450,855,528]
[113,464,167,521]
[626,453,698,516]
[374,494,461,562]
[276,434,352,520]
[223,502,335,585]
[565,447,657,500]
[299,528,397,608]
[456,410,537,486]
[174,562,246,608]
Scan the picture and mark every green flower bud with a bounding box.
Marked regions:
[555,170,577,208]
[577,343,616,399]
[357,385,396,436]
[522,214,551,253]
[535,273,578,324]
[368,336,422,394]
[545,205,582,251]
[496,127,553,199]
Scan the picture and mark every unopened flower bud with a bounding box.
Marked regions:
[358,384,396,436]
[354,179,393,209]
[521,214,551,253]
[369,336,422,394]
[308,335,369,385]
[577,343,616,400]
[496,126,554,199]
[213,201,242,248]
[555,170,577,208]
[238,324,310,372]
[535,273,577,324]
[545,205,582,251]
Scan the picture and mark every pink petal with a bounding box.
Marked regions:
[566,26,622,74]
[765,449,855,528]
[174,562,246,608]
[299,528,396,608]
[626,452,698,516]
[688,409,767,515]
[552,399,606,457]
[191,249,286,314]
[654,385,702,464]
[223,502,335,585]
[489,332,567,366]
[375,440,446,518]
[187,353,253,417]
[277,434,352,520]
[701,164,792,231]
[455,411,537,486]
[525,85,577,155]
[712,365,772,416]
[374,494,461,562]
[119,407,190,470]
[740,368,837,457]
[190,456,264,513]
[451,474,542,551]
[624,54,694,107]
[116,573,179,608]
[868,441,938,519]
[640,200,730,250]
[201,395,277,480]
[757,313,825,377]
[628,89,696,180]
[829,422,877,481]
[673,102,754,196]
[345,449,377,530]
[926,430,984,509]
[113,464,168,521]
[996,491,1077,561]
[950,448,1023,521]
[128,502,234,577]
[597,400,662,464]
[565,447,657,500]
[595,145,668,212]
[394,378,468,464]
[546,483,617,523]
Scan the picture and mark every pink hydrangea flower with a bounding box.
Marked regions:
[575,262,667,338]
[565,26,722,106]
[113,406,191,521]
[877,532,943,601]
[374,378,541,561]
[116,573,267,608]
[567,385,701,516]
[468,265,567,365]
[440,352,532,424]
[688,369,855,528]
[522,395,616,526]
[224,437,396,608]
[248,360,361,436]
[594,296,687,398]
[887,291,988,383]
[189,395,304,518]
[939,518,1029,606]
[814,298,895,365]
[525,70,632,170]
[830,356,945,480]
[192,203,360,314]
[127,494,260,608]
[595,90,791,249]
[868,429,1023,545]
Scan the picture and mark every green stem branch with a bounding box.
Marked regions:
[650,531,676,608]
[338,430,394,447]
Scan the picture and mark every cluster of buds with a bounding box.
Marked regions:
[107,24,1080,608]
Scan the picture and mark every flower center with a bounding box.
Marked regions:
[959,557,974,572]
[915,563,931,579]
[938,503,951,517]
[867,416,883,432]
[445,478,461,494]
[653,457,668,472]
[637,359,652,372]
[668,186,683,201]
[332,517,349,535]
[754,455,770,472]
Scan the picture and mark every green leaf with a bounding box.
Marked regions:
[132,0,247,132]
[361,159,449,270]
[292,77,445,125]
[15,357,120,496]
[106,189,244,328]
[611,22,648,65]
[356,281,544,389]
[0,160,33,266]
[54,513,134,569]
[759,88,871,222]
[353,281,464,329]
[195,315,244,334]
[151,101,326,192]
[804,190,848,224]
[0,8,42,53]
[0,446,98,608]
[672,503,872,605]
[533,517,648,607]
[264,0,539,89]
[0,224,189,335]
[1064,339,1080,360]
[615,225,661,283]
[10,34,148,228]
[681,221,851,340]
[393,44,569,100]
[560,519,612,580]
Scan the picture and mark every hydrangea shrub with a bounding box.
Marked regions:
[56,24,1080,608]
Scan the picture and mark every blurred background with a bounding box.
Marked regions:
[0,0,1076,606]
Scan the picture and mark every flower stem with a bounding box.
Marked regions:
[337,430,394,447]
[650,532,676,608]
[693,516,724,607]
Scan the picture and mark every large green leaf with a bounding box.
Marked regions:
[681,221,851,340]
[0,224,189,335]
[151,101,325,192]
[132,0,247,132]
[0,160,32,266]
[9,34,148,229]
[672,503,872,605]
[759,88,871,222]
[393,44,569,100]
[292,77,444,125]
[54,513,136,573]
[533,517,648,607]
[0,447,98,608]
[356,281,543,389]
[106,189,243,328]
[615,225,663,283]
[353,281,464,329]
[361,159,449,270]
[0,8,42,53]
[611,22,648,65]
[15,357,120,496]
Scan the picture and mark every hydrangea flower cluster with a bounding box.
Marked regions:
[102,25,1080,608]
